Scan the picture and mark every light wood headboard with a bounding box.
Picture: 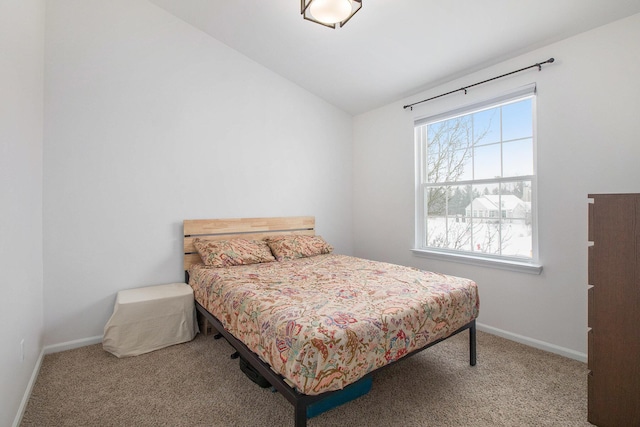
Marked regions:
[183,216,315,272]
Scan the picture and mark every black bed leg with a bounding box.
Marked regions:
[469,321,477,366]
[294,402,307,427]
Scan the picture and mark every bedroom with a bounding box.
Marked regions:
[2,0,640,426]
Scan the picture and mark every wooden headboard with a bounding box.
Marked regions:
[183,216,315,272]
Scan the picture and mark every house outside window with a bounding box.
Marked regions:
[414,85,540,273]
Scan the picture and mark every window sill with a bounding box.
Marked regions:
[411,248,543,275]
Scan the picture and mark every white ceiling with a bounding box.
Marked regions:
[149,0,640,115]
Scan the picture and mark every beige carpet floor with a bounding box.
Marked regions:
[21,330,592,426]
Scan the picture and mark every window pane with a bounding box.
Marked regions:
[425,216,444,248]
[470,184,499,216]
[427,116,473,183]
[425,186,447,216]
[497,192,527,221]
[473,107,500,146]
[432,117,471,149]
[500,182,532,258]
[425,211,446,248]
[502,180,532,203]
[472,220,501,255]
[502,138,533,177]
[502,99,532,141]
[442,116,471,152]
[428,144,472,184]
[447,185,472,216]
[500,224,532,258]
[473,144,501,179]
[446,216,472,252]
[427,149,447,183]
[450,148,473,182]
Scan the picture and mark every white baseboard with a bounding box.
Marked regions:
[12,349,45,427]
[13,335,103,426]
[477,322,587,363]
[43,335,103,355]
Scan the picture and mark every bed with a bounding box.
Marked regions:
[184,216,479,426]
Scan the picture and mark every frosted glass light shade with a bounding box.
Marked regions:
[309,0,352,24]
[301,0,362,29]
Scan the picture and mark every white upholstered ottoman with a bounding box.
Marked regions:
[103,283,197,358]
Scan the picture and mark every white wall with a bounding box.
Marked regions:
[43,0,353,346]
[0,0,45,425]
[353,13,640,358]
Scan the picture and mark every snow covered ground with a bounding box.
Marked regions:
[425,217,532,258]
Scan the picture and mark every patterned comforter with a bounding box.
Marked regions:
[189,254,479,395]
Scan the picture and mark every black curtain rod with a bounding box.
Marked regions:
[403,57,555,110]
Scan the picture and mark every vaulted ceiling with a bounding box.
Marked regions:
[149,0,640,115]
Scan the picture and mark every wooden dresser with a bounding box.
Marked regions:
[587,194,640,426]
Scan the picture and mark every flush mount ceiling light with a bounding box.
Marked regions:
[301,0,362,29]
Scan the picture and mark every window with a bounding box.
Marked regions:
[414,86,541,273]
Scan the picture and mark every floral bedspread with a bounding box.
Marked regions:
[189,254,479,395]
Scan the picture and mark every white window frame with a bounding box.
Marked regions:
[412,85,542,274]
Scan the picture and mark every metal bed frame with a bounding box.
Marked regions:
[193,298,476,427]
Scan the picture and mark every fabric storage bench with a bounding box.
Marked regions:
[103,282,197,358]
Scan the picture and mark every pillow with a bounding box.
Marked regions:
[265,235,333,261]
[193,238,275,267]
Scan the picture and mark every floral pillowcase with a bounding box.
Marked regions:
[265,235,333,261]
[193,238,275,268]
